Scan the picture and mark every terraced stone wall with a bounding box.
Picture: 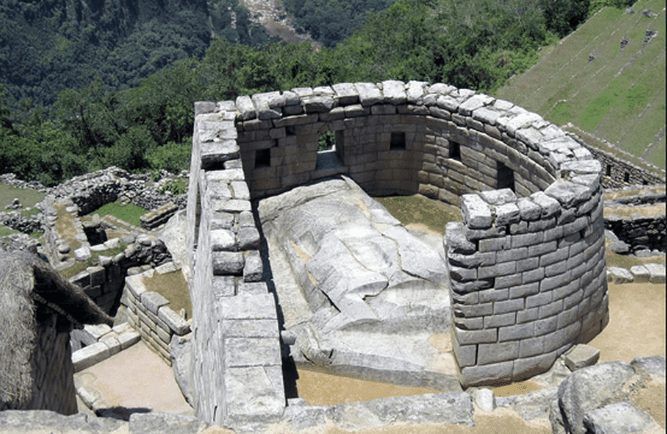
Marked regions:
[186,80,609,426]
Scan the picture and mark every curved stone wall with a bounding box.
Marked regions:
[186,81,609,425]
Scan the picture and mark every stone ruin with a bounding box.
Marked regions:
[185,80,610,428]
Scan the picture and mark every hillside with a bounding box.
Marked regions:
[496,0,666,169]
[0,0,268,105]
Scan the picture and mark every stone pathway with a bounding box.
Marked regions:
[75,341,193,418]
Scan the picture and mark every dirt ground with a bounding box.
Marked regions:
[590,283,666,362]
[75,341,193,417]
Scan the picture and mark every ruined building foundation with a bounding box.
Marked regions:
[185,81,609,427]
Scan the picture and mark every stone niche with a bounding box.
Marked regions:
[186,81,609,425]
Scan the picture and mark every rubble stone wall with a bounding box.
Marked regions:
[187,80,609,423]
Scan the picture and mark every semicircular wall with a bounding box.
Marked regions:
[185,81,609,424]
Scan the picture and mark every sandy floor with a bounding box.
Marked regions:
[295,368,439,406]
[75,341,193,417]
[590,283,666,362]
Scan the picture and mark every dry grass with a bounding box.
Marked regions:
[142,270,191,319]
[54,203,81,251]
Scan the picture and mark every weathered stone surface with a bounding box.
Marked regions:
[0,410,126,433]
[381,80,407,104]
[141,291,169,315]
[355,82,383,106]
[129,412,207,434]
[258,177,447,332]
[643,263,666,283]
[607,267,634,284]
[461,194,493,229]
[583,401,662,434]
[629,265,651,282]
[550,362,639,434]
[563,344,600,371]
[170,334,193,405]
[472,388,496,412]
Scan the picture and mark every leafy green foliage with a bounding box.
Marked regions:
[283,0,396,46]
[159,178,189,196]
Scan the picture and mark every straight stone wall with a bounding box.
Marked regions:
[186,107,285,429]
[187,80,609,424]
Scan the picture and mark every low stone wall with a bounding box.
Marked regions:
[605,215,666,253]
[66,236,173,314]
[607,263,666,284]
[563,126,665,188]
[71,323,141,372]
[122,264,191,364]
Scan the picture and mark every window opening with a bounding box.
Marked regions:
[390,132,406,150]
[497,161,515,192]
[255,148,271,168]
[449,140,461,160]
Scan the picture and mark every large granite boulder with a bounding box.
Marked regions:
[258,176,448,333]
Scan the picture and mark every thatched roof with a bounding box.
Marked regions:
[0,251,112,408]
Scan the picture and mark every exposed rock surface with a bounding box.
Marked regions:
[550,358,665,434]
[258,177,455,388]
[258,176,448,333]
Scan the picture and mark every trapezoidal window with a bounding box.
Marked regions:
[449,140,461,160]
[390,132,406,150]
[497,161,515,192]
[255,148,271,168]
[316,128,345,170]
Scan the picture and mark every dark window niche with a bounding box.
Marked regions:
[390,132,406,150]
[449,140,461,160]
[624,172,630,182]
[255,148,271,168]
[497,161,515,192]
[286,125,296,136]
[606,164,612,176]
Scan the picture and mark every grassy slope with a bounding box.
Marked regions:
[0,183,45,208]
[496,0,666,169]
[88,201,148,227]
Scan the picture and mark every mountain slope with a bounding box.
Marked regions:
[496,0,665,169]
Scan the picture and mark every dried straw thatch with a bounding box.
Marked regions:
[0,251,112,409]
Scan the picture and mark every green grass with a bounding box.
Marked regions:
[142,270,192,319]
[0,224,17,237]
[88,201,147,227]
[0,183,46,209]
[373,194,462,235]
[496,0,666,169]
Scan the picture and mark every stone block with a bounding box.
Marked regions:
[332,83,359,105]
[72,342,111,372]
[498,322,534,341]
[237,282,269,295]
[223,319,279,339]
[223,366,286,425]
[158,306,191,335]
[629,265,650,283]
[477,341,519,364]
[211,229,237,251]
[644,263,666,283]
[563,344,600,371]
[243,251,263,282]
[238,227,260,250]
[583,402,663,434]
[141,291,169,315]
[607,267,634,284]
[460,361,513,387]
[221,293,278,320]
[224,337,282,367]
[455,328,497,345]
[381,80,407,104]
[461,194,493,229]
[212,251,245,276]
[84,324,112,340]
[117,330,141,350]
[355,82,383,107]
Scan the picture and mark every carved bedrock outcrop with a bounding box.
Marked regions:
[186,81,608,427]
